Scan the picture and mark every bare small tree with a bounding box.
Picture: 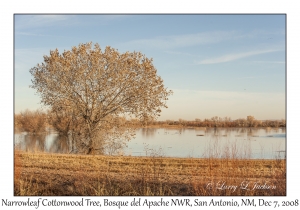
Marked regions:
[15,109,47,134]
[30,42,172,154]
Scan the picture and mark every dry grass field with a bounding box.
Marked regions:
[14,151,286,196]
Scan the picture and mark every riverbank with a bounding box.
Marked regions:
[14,151,286,196]
[136,124,286,129]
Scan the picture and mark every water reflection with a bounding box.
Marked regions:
[14,128,286,159]
[48,135,70,153]
[15,133,46,152]
[141,128,156,138]
[15,132,70,153]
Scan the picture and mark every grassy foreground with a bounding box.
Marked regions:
[14,151,286,196]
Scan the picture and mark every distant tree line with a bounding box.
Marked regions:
[14,110,286,134]
[129,115,286,128]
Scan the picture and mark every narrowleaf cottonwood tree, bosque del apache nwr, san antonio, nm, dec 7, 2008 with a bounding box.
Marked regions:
[30,42,172,155]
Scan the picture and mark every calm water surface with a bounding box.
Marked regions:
[15,127,286,159]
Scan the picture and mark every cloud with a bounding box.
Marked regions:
[123,31,237,49]
[15,15,131,31]
[15,15,75,30]
[235,76,264,80]
[122,28,285,51]
[16,32,69,38]
[163,50,199,57]
[252,61,285,64]
[196,49,282,64]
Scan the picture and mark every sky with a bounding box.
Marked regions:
[14,14,286,121]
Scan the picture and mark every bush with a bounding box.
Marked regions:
[15,109,47,134]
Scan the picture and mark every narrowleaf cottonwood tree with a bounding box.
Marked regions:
[30,42,172,154]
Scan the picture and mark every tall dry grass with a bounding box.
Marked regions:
[14,150,21,192]
[190,139,286,196]
[14,146,286,196]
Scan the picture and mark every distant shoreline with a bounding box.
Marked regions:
[133,124,286,129]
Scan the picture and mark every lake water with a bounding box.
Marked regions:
[14,127,286,159]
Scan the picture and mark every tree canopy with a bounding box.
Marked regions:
[30,42,172,154]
